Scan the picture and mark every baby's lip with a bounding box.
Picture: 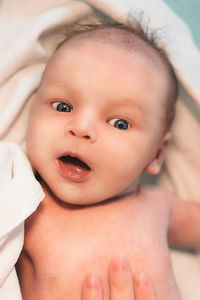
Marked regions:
[57,152,91,182]
[58,152,91,170]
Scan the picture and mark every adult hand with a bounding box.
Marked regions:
[81,256,157,300]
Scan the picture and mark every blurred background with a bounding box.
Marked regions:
[164,0,200,50]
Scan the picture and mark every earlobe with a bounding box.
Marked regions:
[145,132,171,175]
[145,159,162,175]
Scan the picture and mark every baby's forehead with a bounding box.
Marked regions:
[43,41,164,99]
[73,27,160,62]
[40,30,169,106]
[46,27,166,79]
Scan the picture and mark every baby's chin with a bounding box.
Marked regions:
[38,179,100,207]
[36,170,141,207]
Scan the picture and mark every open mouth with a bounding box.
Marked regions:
[57,154,91,182]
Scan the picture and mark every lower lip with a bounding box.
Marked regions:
[57,159,91,182]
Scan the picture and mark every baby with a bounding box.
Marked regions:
[15,20,200,299]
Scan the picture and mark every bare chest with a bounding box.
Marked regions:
[17,195,173,299]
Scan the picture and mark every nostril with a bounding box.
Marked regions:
[69,130,76,136]
[67,129,90,139]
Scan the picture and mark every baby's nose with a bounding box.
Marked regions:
[65,120,97,143]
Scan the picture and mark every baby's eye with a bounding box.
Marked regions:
[108,118,130,130]
[52,102,72,112]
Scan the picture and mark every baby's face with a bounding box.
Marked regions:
[26,39,168,205]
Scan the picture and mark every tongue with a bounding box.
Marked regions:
[59,156,90,177]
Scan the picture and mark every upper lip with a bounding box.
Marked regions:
[58,152,91,170]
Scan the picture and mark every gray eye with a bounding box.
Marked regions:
[108,118,130,130]
[52,102,72,112]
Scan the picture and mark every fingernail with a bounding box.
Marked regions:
[85,271,100,289]
[111,255,128,271]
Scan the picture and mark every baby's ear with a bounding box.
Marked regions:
[145,132,171,175]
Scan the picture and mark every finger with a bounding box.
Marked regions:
[134,271,158,300]
[108,256,134,300]
[81,271,104,300]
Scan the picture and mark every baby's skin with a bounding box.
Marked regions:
[16,27,200,299]
[17,184,180,299]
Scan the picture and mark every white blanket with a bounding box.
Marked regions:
[0,1,199,299]
[0,142,44,299]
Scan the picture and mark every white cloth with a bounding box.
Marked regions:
[0,1,199,299]
[0,142,44,299]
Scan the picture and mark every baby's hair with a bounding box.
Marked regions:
[55,17,178,132]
